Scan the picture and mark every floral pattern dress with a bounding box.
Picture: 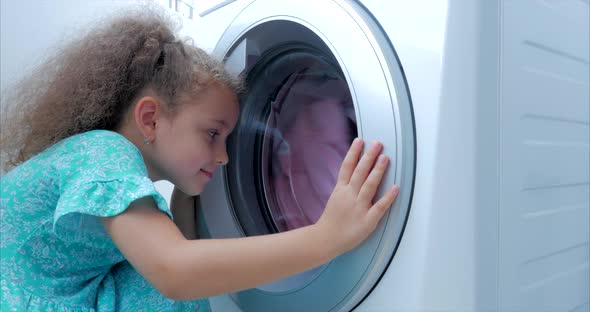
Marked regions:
[1,130,210,311]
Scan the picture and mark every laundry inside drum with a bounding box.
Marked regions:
[261,66,357,232]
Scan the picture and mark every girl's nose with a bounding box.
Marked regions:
[216,146,229,166]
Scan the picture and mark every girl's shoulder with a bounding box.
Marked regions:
[61,130,138,152]
[57,130,147,177]
[3,130,144,182]
[55,130,141,161]
[2,129,151,208]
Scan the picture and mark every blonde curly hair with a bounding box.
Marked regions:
[1,7,243,172]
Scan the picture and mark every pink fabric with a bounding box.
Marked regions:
[263,71,352,231]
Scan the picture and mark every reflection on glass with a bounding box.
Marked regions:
[262,66,356,232]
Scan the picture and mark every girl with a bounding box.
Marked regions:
[0,8,399,312]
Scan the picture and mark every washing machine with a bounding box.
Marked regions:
[194,0,590,311]
[0,0,587,311]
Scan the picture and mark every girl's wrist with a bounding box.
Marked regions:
[308,223,341,263]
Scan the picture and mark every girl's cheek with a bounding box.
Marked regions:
[171,157,201,174]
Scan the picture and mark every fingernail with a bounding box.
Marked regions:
[379,155,389,164]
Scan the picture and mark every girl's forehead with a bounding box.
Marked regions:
[179,86,239,124]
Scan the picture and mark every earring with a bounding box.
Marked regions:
[144,138,151,145]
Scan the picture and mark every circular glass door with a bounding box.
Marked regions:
[224,43,357,292]
[260,53,356,233]
[198,1,416,311]
[227,44,356,237]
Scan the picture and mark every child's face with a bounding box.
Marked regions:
[152,84,239,196]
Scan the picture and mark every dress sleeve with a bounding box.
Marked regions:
[51,130,172,244]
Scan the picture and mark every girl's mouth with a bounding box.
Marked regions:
[200,169,213,179]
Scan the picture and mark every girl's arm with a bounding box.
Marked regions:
[170,188,198,240]
[101,139,399,300]
[103,202,334,300]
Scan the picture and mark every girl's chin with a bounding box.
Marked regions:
[184,188,203,197]
[174,183,203,197]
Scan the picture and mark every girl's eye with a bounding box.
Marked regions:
[208,130,220,139]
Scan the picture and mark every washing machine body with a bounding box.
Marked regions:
[196,1,590,311]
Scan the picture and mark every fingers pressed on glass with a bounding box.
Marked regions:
[349,141,382,190]
[358,155,389,202]
[337,138,364,184]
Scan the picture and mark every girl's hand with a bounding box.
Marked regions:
[315,138,399,257]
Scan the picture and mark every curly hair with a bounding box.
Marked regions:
[1,7,243,172]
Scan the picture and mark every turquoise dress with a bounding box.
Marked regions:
[1,130,210,311]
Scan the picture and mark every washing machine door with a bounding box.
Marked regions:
[198,0,415,311]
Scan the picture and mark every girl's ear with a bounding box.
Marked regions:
[133,96,161,143]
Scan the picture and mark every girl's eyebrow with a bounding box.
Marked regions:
[209,119,228,129]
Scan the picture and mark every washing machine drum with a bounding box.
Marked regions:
[262,56,356,232]
[226,48,357,236]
